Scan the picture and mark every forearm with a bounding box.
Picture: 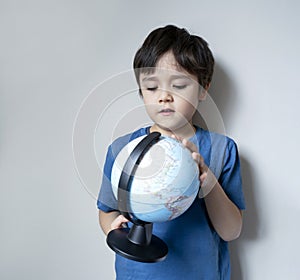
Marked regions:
[203,173,243,241]
[98,210,120,235]
[179,137,243,241]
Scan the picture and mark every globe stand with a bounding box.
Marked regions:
[107,223,168,263]
[106,132,168,263]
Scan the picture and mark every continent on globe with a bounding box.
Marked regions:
[111,135,200,223]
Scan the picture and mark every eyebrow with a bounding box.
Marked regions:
[141,74,190,82]
[141,76,158,82]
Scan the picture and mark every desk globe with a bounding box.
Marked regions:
[106,132,200,263]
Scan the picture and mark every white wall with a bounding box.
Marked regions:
[1,1,299,279]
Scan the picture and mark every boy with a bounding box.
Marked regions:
[97,25,245,279]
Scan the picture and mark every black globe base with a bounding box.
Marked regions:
[106,223,168,263]
[107,133,168,263]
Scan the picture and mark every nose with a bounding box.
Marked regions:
[158,89,173,103]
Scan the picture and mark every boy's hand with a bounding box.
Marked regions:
[169,135,243,240]
[110,214,129,232]
[171,135,218,196]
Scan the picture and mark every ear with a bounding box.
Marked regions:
[198,84,210,101]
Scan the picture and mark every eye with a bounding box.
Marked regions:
[147,87,158,91]
[173,85,187,90]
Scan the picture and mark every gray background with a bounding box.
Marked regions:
[1,1,300,279]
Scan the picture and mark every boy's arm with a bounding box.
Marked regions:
[98,210,129,236]
[180,138,243,242]
[202,170,243,241]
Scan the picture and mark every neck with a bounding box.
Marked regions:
[150,123,196,139]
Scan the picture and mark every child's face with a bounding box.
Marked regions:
[139,52,203,136]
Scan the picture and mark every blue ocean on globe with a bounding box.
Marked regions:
[111,135,200,223]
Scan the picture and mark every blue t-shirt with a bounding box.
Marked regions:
[97,126,245,280]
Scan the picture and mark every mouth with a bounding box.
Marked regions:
[158,108,175,116]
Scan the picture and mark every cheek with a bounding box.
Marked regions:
[177,95,199,111]
[142,94,154,104]
[143,96,153,108]
[178,100,198,120]
[143,101,156,117]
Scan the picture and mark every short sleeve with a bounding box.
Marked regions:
[97,145,118,212]
[219,139,246,210]
[96,127,149,212]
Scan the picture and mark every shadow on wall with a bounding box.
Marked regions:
[196,62,260,280]
[230,156,259,280]
[193,62,237,134]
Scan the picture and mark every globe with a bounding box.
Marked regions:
[111,134,200,223]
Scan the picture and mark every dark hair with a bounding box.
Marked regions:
[133,25,214,92]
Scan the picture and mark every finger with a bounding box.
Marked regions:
[118,215,129,225]
[200,172,207,183]
[199,159,208,174]
[192,152,201,165]
[192,152,207,173]
[171,134,182,142]
[111,215,129,230]
[171,135,198,154]
[181,138,198,153]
